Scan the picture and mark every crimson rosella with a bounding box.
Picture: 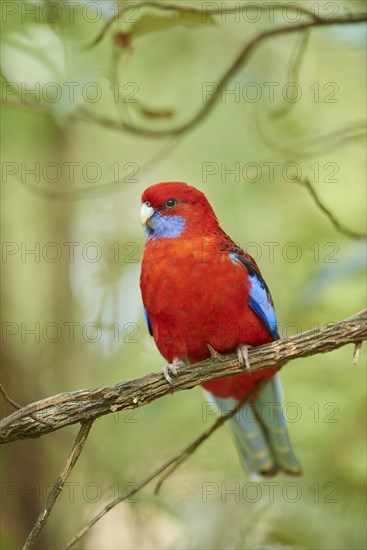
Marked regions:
[140,181,301,477]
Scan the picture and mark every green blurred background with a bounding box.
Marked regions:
[1,1,366,548]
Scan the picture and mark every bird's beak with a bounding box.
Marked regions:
[140,202,155,227]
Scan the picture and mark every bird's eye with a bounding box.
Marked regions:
[145,201,151,207]
[165,198,177,208]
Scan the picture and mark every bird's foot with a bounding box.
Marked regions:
[237,344,252,373]
[162,358,184,384]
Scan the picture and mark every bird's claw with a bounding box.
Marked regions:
[162,358,184,384]
[237,344,252,372]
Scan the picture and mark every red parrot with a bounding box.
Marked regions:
[140,182,301,477]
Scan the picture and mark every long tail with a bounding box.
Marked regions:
[204,374,301,478]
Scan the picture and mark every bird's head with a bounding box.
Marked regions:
[140,182,219,239]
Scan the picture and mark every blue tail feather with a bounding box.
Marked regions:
[203,375,301,477]
[253,376,301,474]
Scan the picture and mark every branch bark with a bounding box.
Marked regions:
[1,310,366,444]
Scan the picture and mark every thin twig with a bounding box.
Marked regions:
[271,28,310,118]
[61,383,265,550]
[153,382,267,494]
[0,310,366,443]
[0,383,20,410]
[89,1,321,49]
[0,384,51,427]
[256,119,366,163]
[22,421,93,550]
[296,177,367,239]
[353,341,363,365]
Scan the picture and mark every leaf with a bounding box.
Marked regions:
[127,10,216,40]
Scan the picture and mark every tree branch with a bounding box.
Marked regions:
[22,421,93,550]
[1,310,366,445]
[2,14,366,138]
[89,1,322,49]
[78,13,367,138]
[296,177,367,239]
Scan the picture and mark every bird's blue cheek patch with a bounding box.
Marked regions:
[145,212,186,240]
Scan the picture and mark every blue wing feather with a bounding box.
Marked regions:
[143,306,153,336]
[230,252,279,340]
[248,275,279,340]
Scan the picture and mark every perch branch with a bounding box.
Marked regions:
[1,310,366,444]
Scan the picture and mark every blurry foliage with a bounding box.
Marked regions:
[1,0,366,549]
